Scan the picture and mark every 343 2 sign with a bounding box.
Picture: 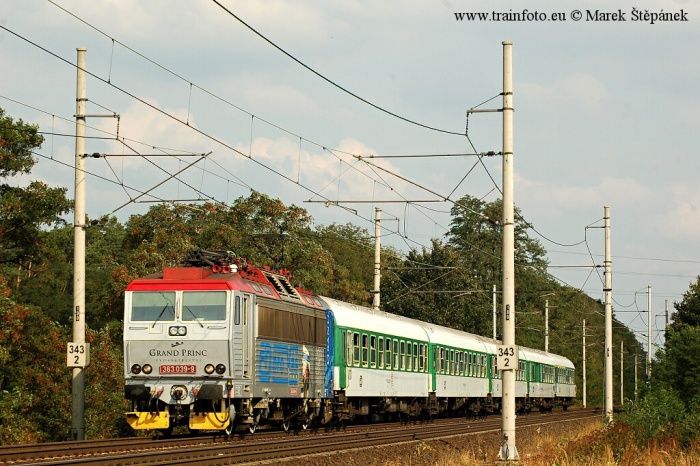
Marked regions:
[66,342,90,368]
[497,345,518,371]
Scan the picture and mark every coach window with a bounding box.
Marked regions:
[393,340,399,369]
[418,344,425,372]
[482,355,487,377]
[344,332,351,366]
[353,333,360,366]
[406,342,412,371]
[378,337,384,368]
[385,339,392,370]
[370,335,377,368]
[400,341,406,370]
[361,334,369,367]
[458,352,464,375]
[412,342,418,372]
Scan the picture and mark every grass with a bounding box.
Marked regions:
[381,415,700,465]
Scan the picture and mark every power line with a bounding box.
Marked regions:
[4,22,625,310]
[209,0,465,137]
[43,2,587,271]
[549,249,700,265]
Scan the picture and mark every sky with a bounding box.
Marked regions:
[1,0,698,358]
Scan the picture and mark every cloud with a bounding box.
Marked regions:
[517,173,652,210]
[521,71,608,111]
[248,136,419,202]
[656,185,700,239]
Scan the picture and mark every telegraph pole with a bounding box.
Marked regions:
[582,319,587,409]
[372,207,381,311]
[493,285,497,340]
[71,47,87,440]
[647,285,652,379]
[634,353,638,402]
[665,299,669,329]
[620,341,624,406]
[544,299,549,352]
[604,206,613,423]
[498,40,518,461]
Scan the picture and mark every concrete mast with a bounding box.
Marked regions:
[72,47,87,440]
[498,40,518,461]
[604,206,613,423]
[373,207,381,311]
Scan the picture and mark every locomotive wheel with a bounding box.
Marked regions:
[248,423,257,434]
[282,420,291,432]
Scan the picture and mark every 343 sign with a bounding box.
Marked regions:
[497,345,519,371]
[66,342,90,368]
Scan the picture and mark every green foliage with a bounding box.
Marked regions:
[671,276,700,329]
[0,107,43,177]
[622,387,686,444]
[654,325,700,404]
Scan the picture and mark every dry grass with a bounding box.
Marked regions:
[380,417,700,465]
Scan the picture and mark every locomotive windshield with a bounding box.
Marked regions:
[182,291,227,321]
[131,291,175,322]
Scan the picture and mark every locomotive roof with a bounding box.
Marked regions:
[125,266,324,308]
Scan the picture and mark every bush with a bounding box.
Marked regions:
[622,387,684,444]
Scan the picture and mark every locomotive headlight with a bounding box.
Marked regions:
[177,326,187,336]
[168,326,178,336]
[204,364,215,374]
[130,364,142,374]
[142,364,153,375]
[215,363,226,375]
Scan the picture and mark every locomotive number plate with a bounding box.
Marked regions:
[159,364,196,374]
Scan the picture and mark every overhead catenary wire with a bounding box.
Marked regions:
[3,19,640,310]
[209,0,465,137]
[40,3,593,265]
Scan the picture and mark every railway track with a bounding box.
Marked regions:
[1,408,601,465]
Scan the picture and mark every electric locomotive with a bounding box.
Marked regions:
[124,250,575,434]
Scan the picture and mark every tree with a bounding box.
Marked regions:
[671,276,700,329]
[0,107,71,291]
[653,276,700,404]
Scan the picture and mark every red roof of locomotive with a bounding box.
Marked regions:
[125,263,323,308]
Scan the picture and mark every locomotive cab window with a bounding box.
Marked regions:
[182,291,227,321]
[131,291,175,322]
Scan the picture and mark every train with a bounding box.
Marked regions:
[124,250,575,434]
